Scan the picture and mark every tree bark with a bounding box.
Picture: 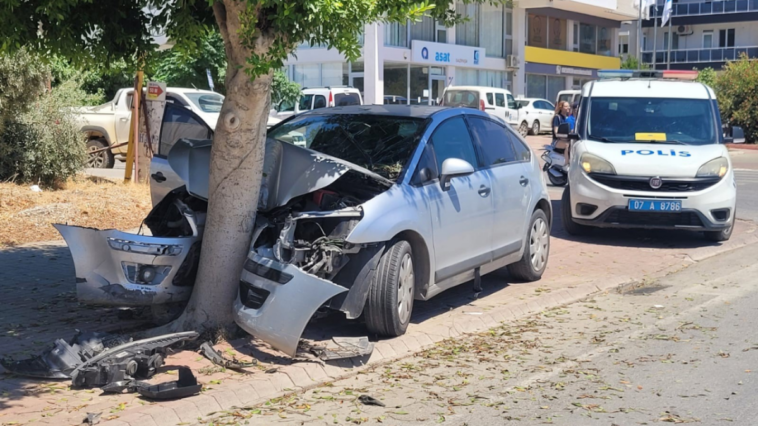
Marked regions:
[153,0,275,334]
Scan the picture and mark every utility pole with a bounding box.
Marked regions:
[653,3,658,70]
[637,0,643,69]
[666,12,673,70]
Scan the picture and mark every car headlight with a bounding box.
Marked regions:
[580,153,616,175]
[696,157,728,178]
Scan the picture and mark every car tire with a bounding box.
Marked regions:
[532,121,541,135]
[704,222,734,242]
[519,121,529,137]
[86,138,115,169]
[364,240,415,337]
[561,187,591,236]
[508,209,550,282]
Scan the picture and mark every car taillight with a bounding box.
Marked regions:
[329,92,333,107]
[479,99,485,111]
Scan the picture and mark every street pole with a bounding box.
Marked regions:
[637,0,643,69]
[653,3,658,70]
[666,9,672,70]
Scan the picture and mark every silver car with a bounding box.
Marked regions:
[59,105,552,357]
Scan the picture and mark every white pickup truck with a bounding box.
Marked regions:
[76,87,282,168]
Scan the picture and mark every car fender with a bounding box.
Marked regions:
[81,125,113,145]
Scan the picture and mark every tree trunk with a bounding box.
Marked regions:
[152,0,275,335]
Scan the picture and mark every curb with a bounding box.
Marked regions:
[97,226,758,426]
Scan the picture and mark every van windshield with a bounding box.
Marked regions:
[587,97,717,145]
[444,90,479,108]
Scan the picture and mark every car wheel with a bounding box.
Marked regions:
[86,138,115,169]
[519,121,529,137]
[704,221,734,242]
[364,240,415,337]
[532,121,541,135]
[507,209,550,282]
[561,187,591,236]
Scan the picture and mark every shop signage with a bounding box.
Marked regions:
[411,40,485,68]
[525,62,599,78]
[556,65,594,77]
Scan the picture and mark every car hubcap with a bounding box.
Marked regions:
[87,146,105,168]
[520,122,528,136]
[529,218,549,271]
[397,253,414,324]
[533,123,540,134]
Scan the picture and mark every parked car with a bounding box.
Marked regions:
[56,104,553,358]
[556,89,581,106]
[384,95,408,104]
[514,98,555,137]
[441,86,519,130]
[270,86,363,121]
[76,87,279,169]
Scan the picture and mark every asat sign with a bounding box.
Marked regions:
[411,40,485,68]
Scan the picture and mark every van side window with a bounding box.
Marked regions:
[314,95,327,109]
[507,94,517,109]
[486,93,494,105]
[495,93,506,107]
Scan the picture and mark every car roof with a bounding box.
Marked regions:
[519,98,550,103]
[585,80,715,99]
[302,87,361,93]
[446,86,513,94]
[302,104,449,119]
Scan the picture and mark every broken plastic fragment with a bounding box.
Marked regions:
[198,342,256,372]
[136,366,202,400]
[300,337,374,361]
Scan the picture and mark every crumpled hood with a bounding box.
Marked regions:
[582,140,729,177]
[168,138,393,211]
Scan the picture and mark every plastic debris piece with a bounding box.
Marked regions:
[358,395,386,407]
[136,366,202,400]
[198,342,256,372]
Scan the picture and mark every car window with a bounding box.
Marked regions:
[314,95,327,109]
[429,117,478,172]
[545,101,555,111]
[468,116,517,167]
[507,94,517,109]
[184,93,224,113]
[159,104,213,157]
[278,99,296,112]
[495,93,506,108]
[165,95,188,107]
[299,95,314,111]
[558,94,572,104]
[486,93,494,106]
[444,90,479,108]
[335,93,361,106]
[412,144,438,185]
[516,100,530,108]
[506,127,532,162]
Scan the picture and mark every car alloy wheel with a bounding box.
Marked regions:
[529,217,549,271]
[397,253,414,325]
[519,121,529,137]
[87,145,106,168]
[532,121,540,135]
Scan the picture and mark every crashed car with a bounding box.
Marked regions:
[61,104,553,358]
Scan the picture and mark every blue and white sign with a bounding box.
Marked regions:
[411,40,486,68]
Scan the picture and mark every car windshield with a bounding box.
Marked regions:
[443,90,479,108]
[184,93,224,113]
[268,114,428,180]
[588,97,717,145]
[517,100,530,108]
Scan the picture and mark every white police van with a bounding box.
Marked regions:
[559,69,738,241]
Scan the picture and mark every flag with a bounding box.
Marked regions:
[636,0,655,20]
[661,0,673,27]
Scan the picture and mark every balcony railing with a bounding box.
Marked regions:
[641,46,758,64]
[649,0,758,18]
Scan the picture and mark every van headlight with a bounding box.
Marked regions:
[696,157,728,178]
[580,153,616,175]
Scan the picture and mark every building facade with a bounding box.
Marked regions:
[283,1,636,105]
[638,0,758,70]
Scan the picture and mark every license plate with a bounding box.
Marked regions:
[628,199,682,212]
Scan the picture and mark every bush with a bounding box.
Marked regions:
[715,54,758,143]
[695,67,717,89]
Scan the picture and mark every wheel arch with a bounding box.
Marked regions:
[393,230,432,298]
[81,126,111,144]
[534,197,553,226]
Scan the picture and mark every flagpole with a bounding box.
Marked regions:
[666,8,672,70]
[653,2,658,70]
[637,0,643,69]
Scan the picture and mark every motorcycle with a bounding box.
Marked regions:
[541,143,568,187]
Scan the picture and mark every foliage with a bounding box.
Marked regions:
[51,57,132,104]
[0,78,87,186]
[0,48,49,131]
[715,54,758,143]
[694,67,717,89]
[272,70,301,107]
[620,56,649,70]
[153,29,227,93]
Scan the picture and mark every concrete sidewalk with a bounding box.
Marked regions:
[1,135,757,426]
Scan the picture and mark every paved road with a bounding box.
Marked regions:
[210,244,758,426]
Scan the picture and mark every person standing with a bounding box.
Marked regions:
[552,101,571,143]
[566,102,578,131]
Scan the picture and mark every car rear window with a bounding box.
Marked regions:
[335,93,362,106]
[443,90,480,108]
[184,93,224,113]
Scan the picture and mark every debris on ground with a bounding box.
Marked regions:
[198,342,257,372]
[135,366,202,400]
[298,337,374,361]
[83,412,102,425]
[358,395,386,407]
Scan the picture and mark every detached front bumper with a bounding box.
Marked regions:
[55,223,201,307]
[233,251,348,357]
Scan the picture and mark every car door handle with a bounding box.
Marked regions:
[519,176,529,186]
[478,185,491,197]
[119,117,129,122]
[151,172,167,183]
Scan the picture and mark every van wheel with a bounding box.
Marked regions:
[561,187,591,236]
[532,121,541,135]
[86,138,115,169]
[519,121,529,137]
[508,209,550,282]
[365,240,414,337]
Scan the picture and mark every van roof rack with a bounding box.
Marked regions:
[302,85,354,90]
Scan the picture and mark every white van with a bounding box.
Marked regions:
[556,90,581,106]
[271,86,363,121]
[442,86,519,129]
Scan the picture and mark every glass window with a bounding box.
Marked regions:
[384,62,409,104]
[468,117,516,167]
[456,2,479,47]
[549,17,567,51]
[507,94,517,109]
[482,2,504,57]
[580,23,597,54]
[410,66,428,105]
[412,144,438,184]
[456,68,479,86]
[385,21,408,47]
[598,27,612,56]
[480,70,504,88]
[664,32,680,50]
[528,14,548,48]
[573,23,579,51]
[184,93,224,113]
[313,95,327,109]
[294,64,320,88]
[268,114,427,179]
[527,74,547,99]
[443,89,480,108]
[299,94,314,111]
[547,76,565,106]
[159,104,212,157]
[587,97,716,146]
[321,63,344,87]
[278,99,296,112]
[719,29,735,47]
[429,117,478,171]
[334,93,361,106]
[495,93,506,108]
[703,32,713,49]
[486,93,494,105]
[411,16,435,42]
[509,129,532,162]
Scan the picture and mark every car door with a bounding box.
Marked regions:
[114,92,133,144]
[494,93,511,126]
[537,101,554,125]
[149,103,214,206]
[467,116,530,260]
[415,116,495,284]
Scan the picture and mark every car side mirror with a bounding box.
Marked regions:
[440,158,475,192]
[727,126,746,144]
